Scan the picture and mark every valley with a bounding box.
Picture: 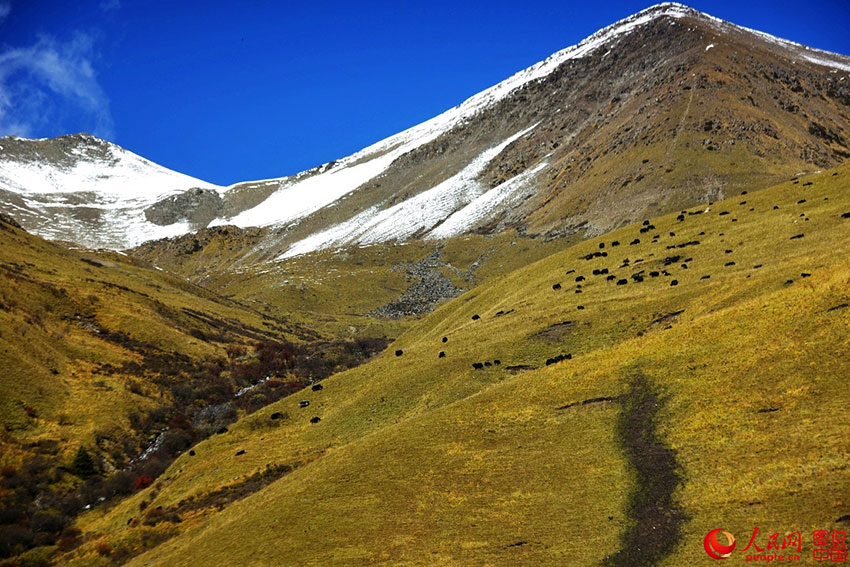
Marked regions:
[1,3,849,566]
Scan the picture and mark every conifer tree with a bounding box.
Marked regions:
[70,446,97,478]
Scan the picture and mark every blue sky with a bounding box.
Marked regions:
[1,0,849,185]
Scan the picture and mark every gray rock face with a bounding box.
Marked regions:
[144,188,224,226]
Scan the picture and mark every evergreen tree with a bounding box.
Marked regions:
[70,446,97,478]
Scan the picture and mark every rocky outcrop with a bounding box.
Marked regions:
[144,188,224,227]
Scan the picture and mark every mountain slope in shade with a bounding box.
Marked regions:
[2,3,850,255]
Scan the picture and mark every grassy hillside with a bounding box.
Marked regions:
[130,227,576,339]
[55,163,850,566]
[0,218,388,563]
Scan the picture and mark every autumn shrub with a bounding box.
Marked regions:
[133,475,153,492]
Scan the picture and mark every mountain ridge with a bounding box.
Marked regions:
[2,3,849,255]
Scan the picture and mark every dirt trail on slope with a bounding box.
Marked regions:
[603,372,687,567]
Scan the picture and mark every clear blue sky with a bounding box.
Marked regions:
[1,0,848,185]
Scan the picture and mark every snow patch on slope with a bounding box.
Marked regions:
[427,160,549,240]
[32,211,194,249]
[278,124,539,259]
[222,148,403,228]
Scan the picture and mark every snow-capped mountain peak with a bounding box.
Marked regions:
[0,134,223,248]
[2,4,849,254]
[0,133,220,200]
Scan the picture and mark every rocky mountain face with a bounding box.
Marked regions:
[1,3,849,255]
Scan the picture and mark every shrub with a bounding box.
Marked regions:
[0,524,34,558]
[102,470,134,498]
[158,429,191,457]
[93,540,112,557]
[127,380,145,395]
[56,532,82,552]
[168,412,191,431]
[226,344,246,358]
[29,509,65,535]
[133,475,153,492]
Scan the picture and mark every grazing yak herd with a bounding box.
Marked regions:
[285,178,849,428]
[460,182,843,376]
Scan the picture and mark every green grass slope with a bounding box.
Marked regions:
[65,164,850,566]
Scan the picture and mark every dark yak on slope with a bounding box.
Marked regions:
[666,240,700,250]
[545,353,572,366]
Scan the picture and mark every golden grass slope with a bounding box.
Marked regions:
[68,164,850,566]
[0,218,299,471]
[130,226,577,340]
